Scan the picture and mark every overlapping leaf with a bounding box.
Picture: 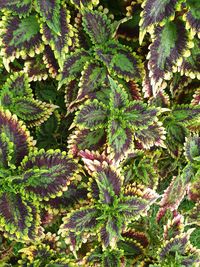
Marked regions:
[0,14,43,61]
[0,0,32,17]
[184,135,200,163]
[184,0,200,37]
[15,149,79,200]
[147,20,190,94]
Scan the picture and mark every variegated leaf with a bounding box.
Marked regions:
[148,20,190,94]
[135,122,166,149]
[95,41,141,81]
[59,206,99,241]
[163,214,184,240]
[10,98,57,127]
[191,87,200,105]
[70,0,99,8]
[102,249,123,267]
[157,165,194,220]
[16,149,79,200]
[0,0,32,17]
[109,77,129,109]
[139,0,179,41]
[178,36,200,80]
[124,101,159,130]
[184,0,200,37]
[0,108,33,168]
[82,9,112,45]
[99,216,122,248]
[77,62,108,101]
[68,128,106,156]
[58,49,91,89]
[184,135,200,163]
[35,0,61,35]
[23,55,49,81]
[40,4,73,68]
[107,119,133,163]
[0,14,43,62]
[0,192,42,241]
[75,99,108,130]
[43,45,59,78]
[188,169,200,201]
[172,104,200,126]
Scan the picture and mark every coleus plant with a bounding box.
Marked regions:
[0,0,199,266]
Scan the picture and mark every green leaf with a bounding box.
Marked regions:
[184,135,200,163]
[0,14,43,61]
[0,0,32,17]
[10,98,57,127]
[16,149,79,200]
[172,104,200,126]
[82,9,112,45]
[75,99,108,130]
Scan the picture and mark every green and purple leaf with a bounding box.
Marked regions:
[157,165,194,220]
[109,77,129,109]
[0,192,42,241]
[82,10,112,45]
[17,149,79,200]
[40,4,73,68]
[184,135,200,163]
[107,119,133,163]
[58,49,91,89]
[0,0,32,17]
[10,98,57,127]
[184,0,200,37]
[75,99,108,130]
[147,20,189,94]
[172,104,200,126]
[68,128,106,156]
[0,108,33,168]
[0,14,43,61]
[43,45,59,78]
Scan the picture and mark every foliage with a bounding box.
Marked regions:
[0,0,199,266]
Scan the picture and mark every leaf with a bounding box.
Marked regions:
[0,192,41,241]
[68,128,106,156]
[191,87,200,105]
[10,98,57,127]
[40,4,73,68]
[140,0,179,33]
[107,119,133,163]
[0,108,34,168]
[157,165,194,220]
[124,101,159,130]
[77,62,108,101]
[178,36,200,79]
[0,14,43,61]
[184,135,200,163]
[147,20,190,94]
[43,45,59,78]
[108,77,129,109]
[35,0,61,35]
[82,9,112,45]
[99,216,122,248]
[24,54,49,81]
[172,104,200,126]
[70,0,99,8]
[184,0,200,37]
[59,206,99,238]
[95,41,141,81]
[17,149,79,200]
[102,249,123,267]
[0,0,32,17]
[75,100,108,130]
[134,122,166,149]
[58,49,91,89]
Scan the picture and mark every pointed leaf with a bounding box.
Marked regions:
[184,135,200,163]
[35,0,61,35]
[148,20,190,93]
[0,192,42,241]
[0,0,32,16]
[107,119,133,163]
[157,165,194,220]
[172,104,200,126]
[140,0,179,31]
[75,99,108,130]
[40,4,73,68]
[10,98,57,127]
[58,49,91,89]
[16,149,79,200]
[184,0,200,37]
[68,128,106,156]
[0,108,34,168]
[82,9,112,45]
[0,14,43,61]
[124,101,159,130]
[43,45,59,78]
[135,122,166,149]
[102,249,123,267]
